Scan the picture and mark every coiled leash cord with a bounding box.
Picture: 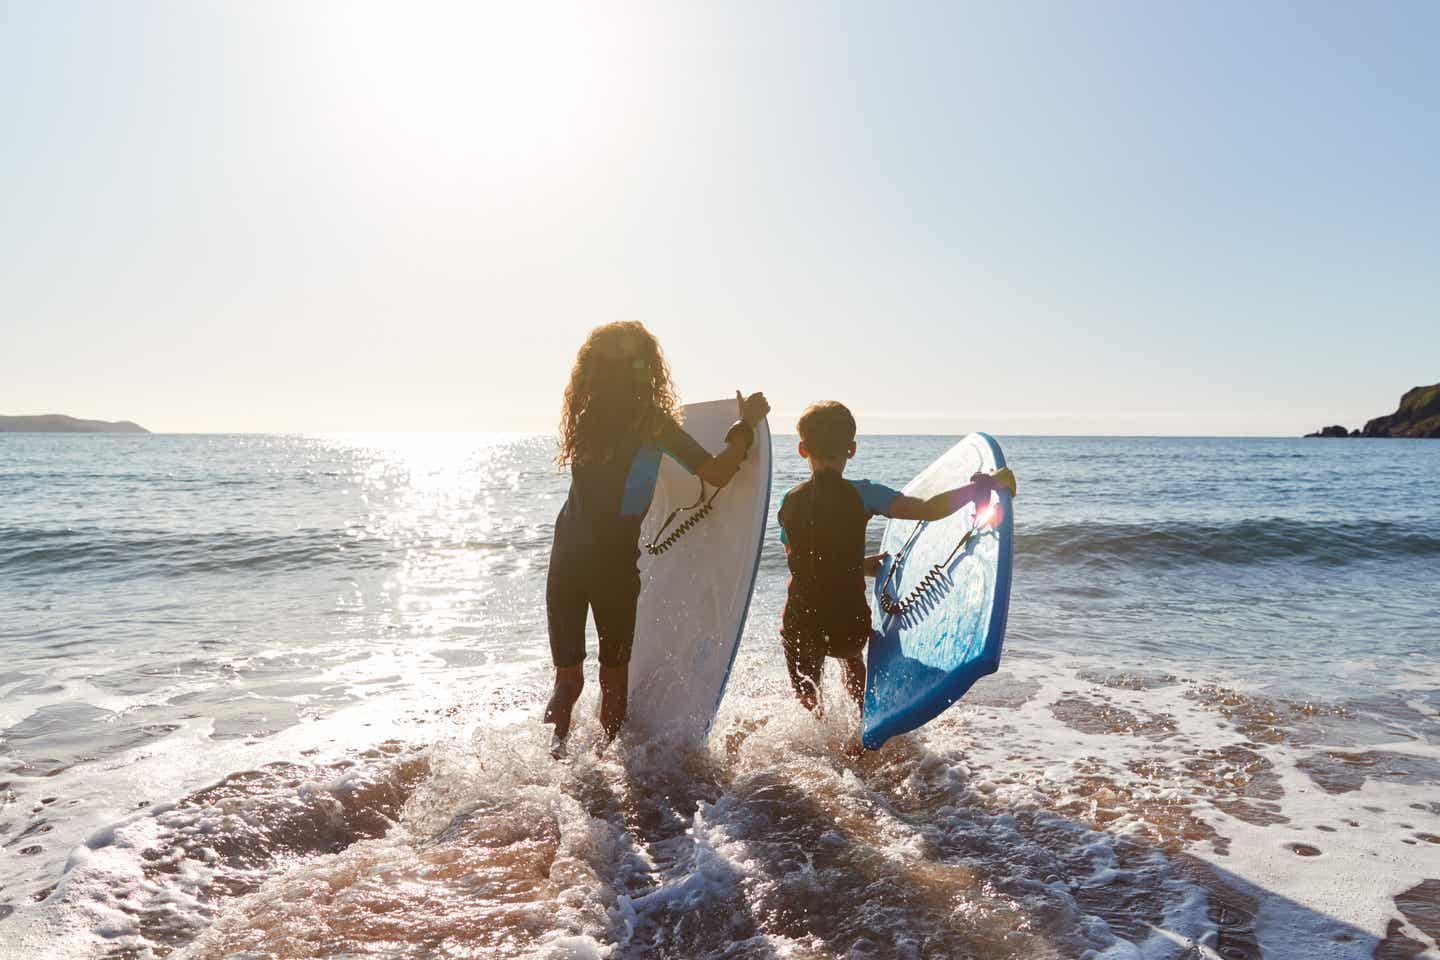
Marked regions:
[643,417,755,557]
[877,516,989,616]
[644,480,722,555]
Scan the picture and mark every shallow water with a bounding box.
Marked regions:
[1,433,1437,958]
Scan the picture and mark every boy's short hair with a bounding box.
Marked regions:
[797,401,856,457]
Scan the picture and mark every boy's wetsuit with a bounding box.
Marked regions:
[547,418,709,669]
[777,468,900,699]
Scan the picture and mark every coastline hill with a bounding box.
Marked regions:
[1306,382,1440,438]
[0,414,150,434]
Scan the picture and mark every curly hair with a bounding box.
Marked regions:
[556,322,682,467]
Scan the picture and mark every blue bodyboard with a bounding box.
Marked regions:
[862,433,1014,750]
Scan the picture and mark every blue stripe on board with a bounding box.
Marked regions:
[704,422,772,738]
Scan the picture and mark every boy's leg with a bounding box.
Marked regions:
[840,654,865,713]
[836,639,869,757]
[781,593,826,712]
[782,628,825,712]
[827,614,872,717]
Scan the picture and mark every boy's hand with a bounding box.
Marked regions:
[971,467,1017,498]
[736,390,770,428]
[863,551,890,578]
[991,467,1016,497]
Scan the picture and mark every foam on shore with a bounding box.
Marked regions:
[10,651,1438,960]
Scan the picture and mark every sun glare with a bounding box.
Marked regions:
[975,500,1002,531]
[303,2,635,192]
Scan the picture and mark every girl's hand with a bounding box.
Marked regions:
[736,390,770,427]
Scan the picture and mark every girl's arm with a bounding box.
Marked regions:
[886,467,1015,522]
[695,434,751,487]
[695,391,770,487]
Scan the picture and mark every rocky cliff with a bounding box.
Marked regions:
[1360,384,1440,438]
[1304,425,1358,438]
[1305,383,1440,438]
[0,414,150,433]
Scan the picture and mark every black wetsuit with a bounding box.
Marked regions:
[777,469,899,698]
[547,418,709,668]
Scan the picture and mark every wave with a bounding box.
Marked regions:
[0,526,549,581]
[4,514,1434,584]
[1014,517,1440,568]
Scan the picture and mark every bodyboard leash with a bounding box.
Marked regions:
[644,480,721,555]
[877,511,993,616]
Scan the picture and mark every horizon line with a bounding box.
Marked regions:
[2,429,1350,440]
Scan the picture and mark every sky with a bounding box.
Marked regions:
[1,0,1436,435]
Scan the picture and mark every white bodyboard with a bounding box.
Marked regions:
[626,400,771,744]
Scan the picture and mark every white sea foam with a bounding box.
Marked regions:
[7,649,1439,960]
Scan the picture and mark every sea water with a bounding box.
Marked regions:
[1,433,1437,959]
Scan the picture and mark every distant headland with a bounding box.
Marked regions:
[0,414,150,434]
[1305,382,1440,438]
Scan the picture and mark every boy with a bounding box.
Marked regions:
[777,401,1014,718]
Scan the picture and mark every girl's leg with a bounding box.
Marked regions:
[545,555,588,746]
[598,664,628,741]
[591,568,640,743]
[544,666,585,740]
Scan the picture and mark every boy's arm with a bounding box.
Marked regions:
[886,467,1015,522]
[863,552,888,577]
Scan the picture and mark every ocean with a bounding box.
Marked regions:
[1,433,1437,959]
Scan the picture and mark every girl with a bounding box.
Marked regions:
[546,321,768,751]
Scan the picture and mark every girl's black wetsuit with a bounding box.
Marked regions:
[547,418,709,668]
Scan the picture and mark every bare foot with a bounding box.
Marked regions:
[543,665,583,751]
